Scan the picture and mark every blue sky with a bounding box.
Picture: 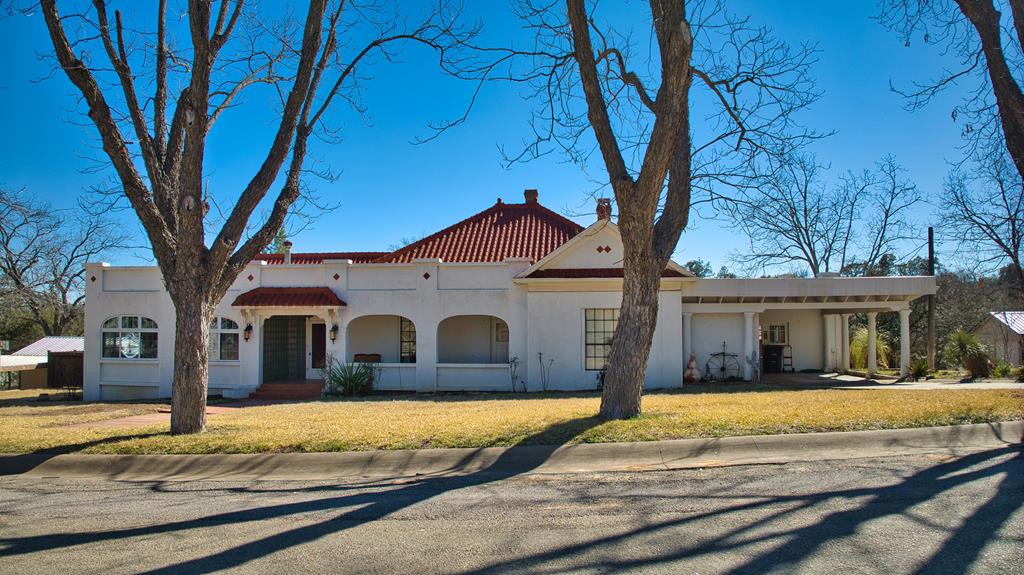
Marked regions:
[0,1,968,271]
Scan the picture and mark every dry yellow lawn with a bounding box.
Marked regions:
[0,387,1021,454]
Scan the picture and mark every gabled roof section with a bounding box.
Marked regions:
[255,252,388,265]
[987,311,1024,335]
[12,336,84,356]
[232,287,346,307]
[374,194,584,264]
[519,219,692,279]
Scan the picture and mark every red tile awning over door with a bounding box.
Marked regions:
[231,287,346,307]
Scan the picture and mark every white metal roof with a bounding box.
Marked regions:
[11,336,84,356]
[988,311,1024,335]
[0,355,46,373]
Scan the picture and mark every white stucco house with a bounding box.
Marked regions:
[82,190,937,401]
[973,311,1024,366]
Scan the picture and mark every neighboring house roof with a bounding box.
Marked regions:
[375,193,584,264]
[527,268,686,279]
[255,252,389,265]
[11,336,84,356]
[0,355,47,373]
[232,287,346,307]
[986,311,1024,335]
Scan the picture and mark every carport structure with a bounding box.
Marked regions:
[680,276,937,379]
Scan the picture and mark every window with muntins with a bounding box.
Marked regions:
[208,317,240,361]
[584,308,619,370]
[762,324,788,345]
[102,315,158,359]
[399,317,416,363]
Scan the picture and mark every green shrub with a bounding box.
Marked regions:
[992,361,1013,378]
[850,327,891,369]
[942,329,989,378]
[908,357,929,380]
[320,358,374,397]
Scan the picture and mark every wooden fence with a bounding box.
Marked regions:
[47,351,83,391]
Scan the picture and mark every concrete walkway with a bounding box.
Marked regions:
[762,371,1024,390]
[66,400,280,429]
[2,420,1020,482]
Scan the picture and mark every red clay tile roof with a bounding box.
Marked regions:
[256,252,388,265]
[527,268,686,279]
[374,200,584,263]
[232,287,346,307]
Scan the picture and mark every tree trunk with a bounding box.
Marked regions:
[169,294,212,434]
[599,237,663,419]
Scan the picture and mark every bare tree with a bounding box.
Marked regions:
[943,146,1024,298]
[0,187,129,338]
[723,154,921,277]
[498,1,818,417]
[879,0,1024,178]
[36,0,471,433]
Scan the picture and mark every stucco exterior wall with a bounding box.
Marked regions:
[525,289,683,391]
[758,309,825,372]
[437,315,505,363]
[347,315,404,363]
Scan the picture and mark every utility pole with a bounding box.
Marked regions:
[927,226,936,371]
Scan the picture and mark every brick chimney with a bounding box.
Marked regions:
[596,198,612,220]
[524,188,539,204]
[283,240,293,265]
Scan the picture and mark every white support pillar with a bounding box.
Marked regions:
[743,312,755,380]
[823,314,836,372]
[682,313,693,365]
[840,314,851,374]
[899,308,911,378]
[867,312,878,378]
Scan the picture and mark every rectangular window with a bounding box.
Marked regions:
[219,333,239,361]
[400,317,416,363]
[102,332,120,358]
[762,324,788,345]
[584,308,619,371]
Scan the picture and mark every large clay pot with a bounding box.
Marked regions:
[684,352,701,384]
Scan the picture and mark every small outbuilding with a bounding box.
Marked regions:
[0,336,84,389]
[973,311,1024,366]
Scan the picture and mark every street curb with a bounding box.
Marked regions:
[1,421,1021,482]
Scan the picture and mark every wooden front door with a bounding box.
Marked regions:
[311,323,327,370]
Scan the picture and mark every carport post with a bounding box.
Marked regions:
[867,312,878,378]
[682,313,693,366]
[840,314,851,373]
[899,308,911,378]
[743,312,755,380]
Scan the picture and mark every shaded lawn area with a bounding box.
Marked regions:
[0,387,1021,455]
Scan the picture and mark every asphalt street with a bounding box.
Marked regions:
[0,449,1021,574]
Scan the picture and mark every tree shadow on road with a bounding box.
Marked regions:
[452,446,1023,575]
[0,431,1019,574]
[0,416,603,572]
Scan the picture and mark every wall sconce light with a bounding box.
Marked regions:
[329,324,339,342]
[243,323,253,342]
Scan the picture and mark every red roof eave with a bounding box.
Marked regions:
[231,287,346,307]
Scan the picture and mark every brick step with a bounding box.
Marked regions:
[250,382,324,400]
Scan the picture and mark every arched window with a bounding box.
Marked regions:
[209,317,240,361]
[102,315,158,359]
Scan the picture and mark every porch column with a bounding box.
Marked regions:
[899,308,911,378]
[415,320,438,393]
[743,312,755,380]
[867,312,878,378]
[682,313,693,364]
[823,314,836,372]
[840,314,851,373]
